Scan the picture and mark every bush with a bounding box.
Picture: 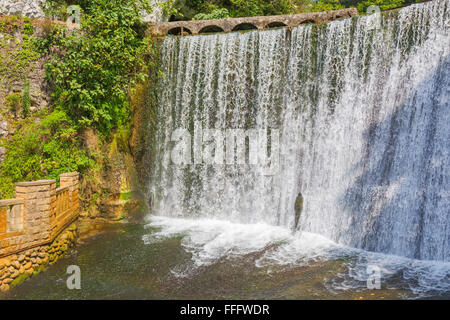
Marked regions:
[5,93,22,115]
[0,109,93,199]
[356,0,406,13]
[22,80,31,117]
[193,8,230,20]
[170,0,418,20]
[44,0,153,135]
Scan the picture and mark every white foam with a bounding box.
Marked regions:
[143,216,450,298]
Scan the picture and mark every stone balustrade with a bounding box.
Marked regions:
[0,173,80,291]
[148,8,358,36]
[0,173,79,258]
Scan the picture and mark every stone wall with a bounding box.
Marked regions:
[0,15,53,154]
[0,0,168,22]
[141,0,168,23]
[0,0,45,19]
[0,224,77,291]
[148,8,358,36]
[0,172,80,291]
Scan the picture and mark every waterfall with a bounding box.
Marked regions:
[149,0,449,263]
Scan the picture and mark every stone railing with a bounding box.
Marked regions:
[148,8,358,36]
[0,172,80,258]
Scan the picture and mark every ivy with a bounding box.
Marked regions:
[44,0,154,135]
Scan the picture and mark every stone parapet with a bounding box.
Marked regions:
[0,173,80,291]
[0,173,80,259]
[148,8,358,36]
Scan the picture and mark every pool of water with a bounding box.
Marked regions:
[1,217,448,300]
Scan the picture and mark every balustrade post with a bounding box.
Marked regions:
[14,180,56,247]
[60,172,80,220]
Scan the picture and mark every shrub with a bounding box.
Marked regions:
[22,80,31,117]
[0,109,93,199]
[193,8,230,20]
[45,0,153,135]
[5,93,22,115]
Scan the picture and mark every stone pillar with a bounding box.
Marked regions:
[60,172,80,217]
[15,180,56,248]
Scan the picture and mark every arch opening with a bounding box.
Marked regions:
[299,19,316,25]
[168,26,192,36]
[232,23,258,32]
[199,25,225,34]
[266,22,287,29]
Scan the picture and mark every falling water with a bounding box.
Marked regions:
[149,0,449,265]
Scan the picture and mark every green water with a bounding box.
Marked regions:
[0,223,420,300]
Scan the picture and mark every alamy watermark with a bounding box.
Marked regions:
[66,265,81,290]
[66,5,81,30]
[170,122,280,176]
[366,5,381,31]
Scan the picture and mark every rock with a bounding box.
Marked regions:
[0,272,10,280]
[141,0,168,23]
[12,260,21,269]
[2,278,13,285]
[0,0,45,18]
[0,284,9,292]
[0,120,8,137]
[0,147,6,162]
[18,255,25,262]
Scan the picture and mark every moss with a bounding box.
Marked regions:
[32,263,49,275]
[119,192,132,201]
[9,272,31,288]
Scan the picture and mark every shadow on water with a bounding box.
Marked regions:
[341,54,449,262]
[0,222,420,300]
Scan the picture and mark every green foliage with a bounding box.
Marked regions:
[0,18,39,88]
[356,0,406,13]
[44,0,154,134]
[22,80,31,117]
[23,21,34,36]
[177,0,298,20]
[309,0,345,12]
[0,109,94,199]
[42,0,154,19]
[171,0,420,20]
[158,0,184,18]
[193,8,230,20]
[228,0,264,17]
[5,93,22,115]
